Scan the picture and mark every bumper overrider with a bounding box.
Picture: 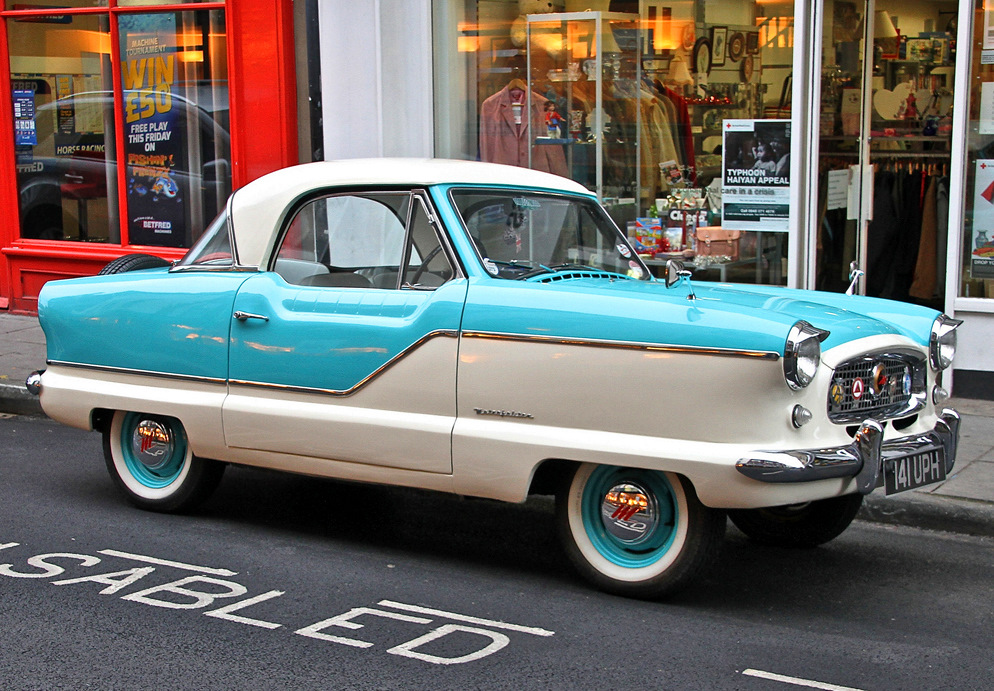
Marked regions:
[736,409,960,495]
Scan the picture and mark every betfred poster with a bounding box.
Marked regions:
[119,14,185,247]
[721,119,791,232]
[13,89,37,146]
[971,160,994,278]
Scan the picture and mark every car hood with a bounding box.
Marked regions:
[461,276,940,355]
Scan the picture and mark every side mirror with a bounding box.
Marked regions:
[845,260,864,296]
[665,259,692,288]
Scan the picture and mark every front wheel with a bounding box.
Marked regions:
[728,494,864,548]
[103,411,224,512]
[556,464,725,599]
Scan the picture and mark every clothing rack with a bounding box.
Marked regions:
[875,159,949,175]
[818,154,948,176]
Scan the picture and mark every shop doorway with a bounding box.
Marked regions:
[815,0,956,310]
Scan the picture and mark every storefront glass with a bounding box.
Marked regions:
[960,0,994,298]
[117,1,213,6]
[816,1,958,311]
[4,1,105,9]
[433,0,796,285]
[117,10,229,248]
[9,13,116,242]
[6,5,229,248]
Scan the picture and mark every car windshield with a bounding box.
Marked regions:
[450,190,649,280]
[174,211,232,268]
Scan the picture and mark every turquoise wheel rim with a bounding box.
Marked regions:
[580,466,678,568]
[119,413,188,489]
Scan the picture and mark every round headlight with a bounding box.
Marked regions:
[929,315,962,370]
[784,321,829,390]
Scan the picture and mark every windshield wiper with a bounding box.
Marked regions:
[514,262,592,280]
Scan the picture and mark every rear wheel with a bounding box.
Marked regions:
[98,253,170,275]
[728,494,864,548]
[556,464,725,599]
[103,411,224,512]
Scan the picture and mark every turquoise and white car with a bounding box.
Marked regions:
[29,159,962,598]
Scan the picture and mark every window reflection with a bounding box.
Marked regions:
[7,7,230,249]
[432,0,794,286]
[9,13,116,242]
[118,10,230,248]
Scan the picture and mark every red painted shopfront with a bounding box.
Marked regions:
[0,0,297,313]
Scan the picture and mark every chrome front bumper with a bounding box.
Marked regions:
[735,409,960,495]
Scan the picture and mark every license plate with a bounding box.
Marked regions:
[884,448,946,495]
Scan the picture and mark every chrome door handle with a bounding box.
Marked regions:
[233,310,269,322]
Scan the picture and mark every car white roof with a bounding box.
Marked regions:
[229,158,592,268]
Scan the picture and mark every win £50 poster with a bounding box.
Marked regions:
[120,14,186,247]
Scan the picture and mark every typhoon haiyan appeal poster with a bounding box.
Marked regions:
[721,119,791,232]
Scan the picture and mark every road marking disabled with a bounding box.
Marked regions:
[743,669,866,691]
[99,549,238,576]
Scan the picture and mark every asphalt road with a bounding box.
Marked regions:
[2,414,992,690]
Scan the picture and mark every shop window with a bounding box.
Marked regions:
[6,6,229,249]
[118,10,229,248]
[117,1,214,6]
[816,2,957,311]
[9,13,115,242]
[961,0,994,299]
[4,1,105,8]
[432,0,794,286]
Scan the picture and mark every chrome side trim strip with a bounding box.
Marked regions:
[460,330,781,361]
[50,327,773,399]
[229,329,460,397]
[46,360,227,386]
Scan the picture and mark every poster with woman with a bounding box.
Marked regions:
[721,119,791,232]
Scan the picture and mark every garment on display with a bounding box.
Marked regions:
[479,80,569,176]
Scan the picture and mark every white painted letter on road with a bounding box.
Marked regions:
[388,624,510,665]
[122,575,248,609]
[0,552,101,579]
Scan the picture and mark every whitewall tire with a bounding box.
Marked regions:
[556,464,725,599]
[103,411,224,512]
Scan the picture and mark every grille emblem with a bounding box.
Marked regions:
[830,383,845,406]
[869,362,887,397]
[851,378,864,400]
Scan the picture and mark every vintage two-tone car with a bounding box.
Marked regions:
[28,158,962,598]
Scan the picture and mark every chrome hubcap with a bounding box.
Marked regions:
[600,482,658,546]
[130,419,174,471]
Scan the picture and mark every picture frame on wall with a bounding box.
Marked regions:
[746,31,759,54]
[728,32,745,62]
[693,36,712,76]
[711,27,727,67]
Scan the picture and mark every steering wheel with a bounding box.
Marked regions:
[410,246,444,285]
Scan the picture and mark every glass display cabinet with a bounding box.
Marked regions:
[525,11,642,223]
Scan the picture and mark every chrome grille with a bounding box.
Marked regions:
[827,351,926,423]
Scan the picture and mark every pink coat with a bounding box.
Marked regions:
[479,85,568,177]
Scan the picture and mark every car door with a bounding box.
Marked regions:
[222,190,466,474]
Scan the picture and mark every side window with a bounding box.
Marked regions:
[274,193,410,288]
[274,192,453,290]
